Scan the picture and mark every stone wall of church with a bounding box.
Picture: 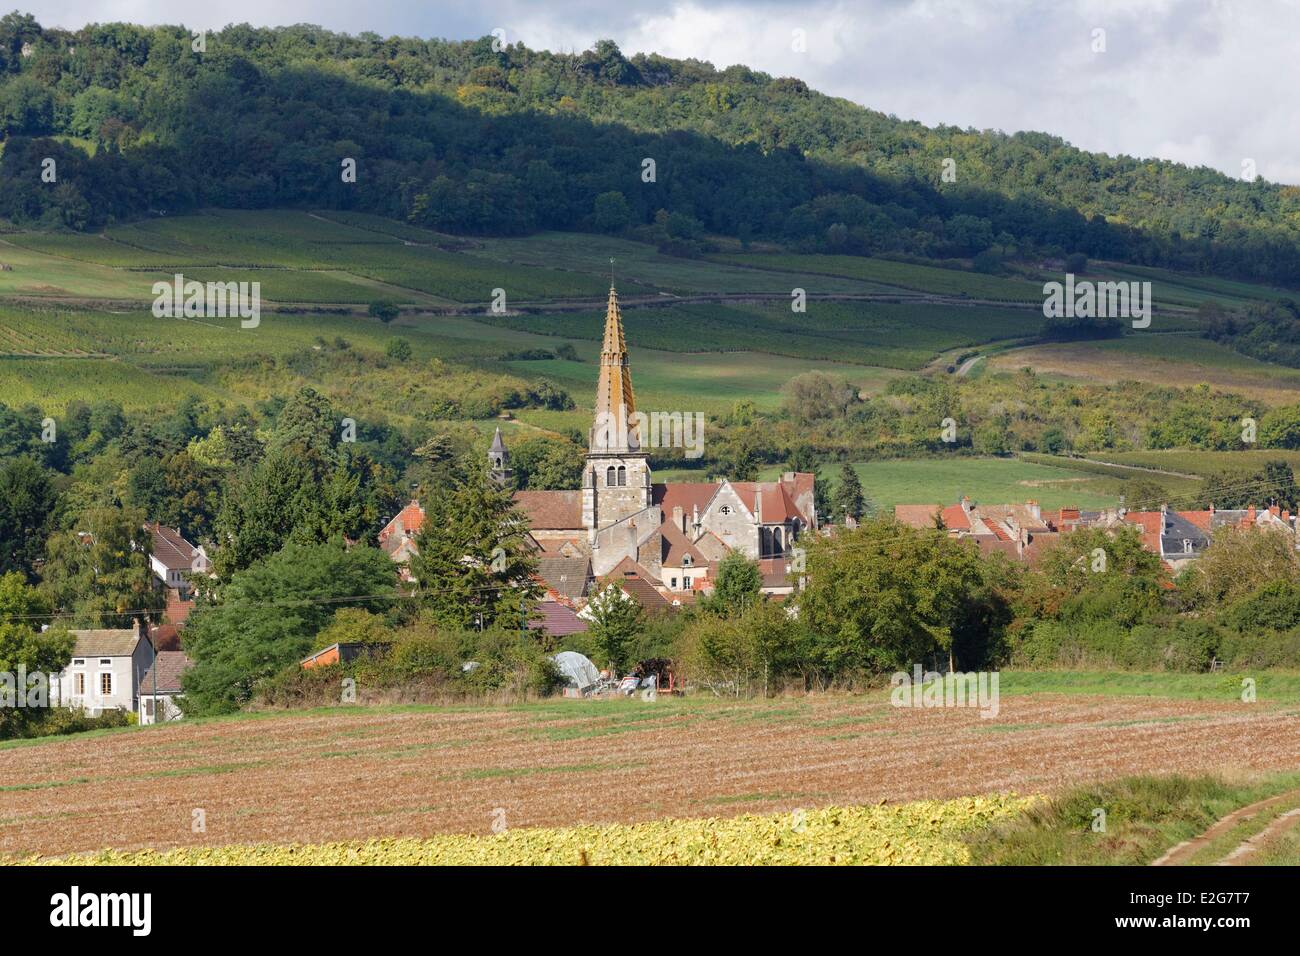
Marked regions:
[699,485,761,557]
[584,455,651,531]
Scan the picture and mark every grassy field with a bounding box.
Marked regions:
[966,772,1300,865]
[2,675,1298,860]
[711,252,1050,302]
[821,456,1130,511]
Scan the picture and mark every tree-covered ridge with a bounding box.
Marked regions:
[1,14,1297,286]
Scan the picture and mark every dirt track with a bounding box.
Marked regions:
[3,693,1299,859]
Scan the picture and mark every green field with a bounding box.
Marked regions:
[819,456,1129,511]
[710,252,1048,301]
[1096,448,1300,478]
[478,299,1041,369]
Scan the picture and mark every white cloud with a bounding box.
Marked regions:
[19,0,1300,183]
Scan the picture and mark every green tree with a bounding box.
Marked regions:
[832,463,866,522]
[0,455,56,580]
[369,301,400,323]
[40,504,164,628]
[311,607,393,651]
[385,337,412,361]
[0,572,73,738]
[583,582,644,673]
[701,550,762,616]
[592,190,632,232]
[797,518,1005,674]
[181,542,397,714]
[408,473,541,630]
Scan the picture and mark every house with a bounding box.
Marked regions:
[138,651,192,725]
[377,500,427,580]
[50,626,154,716]
[145,523,209,624]
[894,498,1060,564]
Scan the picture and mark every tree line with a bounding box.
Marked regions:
[1,16,1297,287]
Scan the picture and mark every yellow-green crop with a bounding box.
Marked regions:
[20,794,1033,866]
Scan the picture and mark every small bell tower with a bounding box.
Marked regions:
[488,427,512,486]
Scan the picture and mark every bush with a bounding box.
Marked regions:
[8,706,135,740]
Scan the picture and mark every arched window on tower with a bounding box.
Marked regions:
[617,466,627,486]
[606,466,617,487]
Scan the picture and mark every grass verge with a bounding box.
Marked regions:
[965,772,1300,865]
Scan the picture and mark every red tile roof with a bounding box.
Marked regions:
[894,504,942,528]
[598,557,673,611]
[530,601,589,637]
[513,490,583,529]
[378,501,426,542]
[652,482,718,516]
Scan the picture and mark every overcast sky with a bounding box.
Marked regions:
[23,0,1300,184]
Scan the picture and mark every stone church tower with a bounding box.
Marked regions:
[487,426,511,486]
[582,285,651,540]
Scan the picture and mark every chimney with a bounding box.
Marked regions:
[136,616,150,645]
[755,489,763,524]
[960,495,971,515]
[673,505,685,534]
[1027,500,1040,521]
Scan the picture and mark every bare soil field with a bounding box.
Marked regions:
[3,693,1299,860]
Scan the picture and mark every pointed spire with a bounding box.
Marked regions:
[590,284,640,453]
[490,426,507,453]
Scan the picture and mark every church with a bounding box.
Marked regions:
[380,286,817,604]
[498,285,817,601]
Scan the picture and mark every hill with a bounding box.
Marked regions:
[1,15,1298,287]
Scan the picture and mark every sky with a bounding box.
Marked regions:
[21,0,1300,184]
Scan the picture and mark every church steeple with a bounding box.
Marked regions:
[589,285,640,454]
[487,426,511,486]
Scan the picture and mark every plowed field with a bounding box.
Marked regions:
[3,692,1298,859]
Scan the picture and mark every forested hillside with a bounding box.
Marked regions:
[1,14,1298,285]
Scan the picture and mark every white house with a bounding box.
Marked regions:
[138,651,192,725]
[146,523,209,595]
[50,628,154,716]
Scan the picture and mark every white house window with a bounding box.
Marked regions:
[683,576,692,588]
[99,658,111,665]
[99,673,113,696]
[671,577,678,589]
[72,658,84,665]
[144,698,155,718]
[682,554,693,567]
[75,673,85,695]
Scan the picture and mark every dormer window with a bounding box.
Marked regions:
[682,554,693,568]
[1183,539,1192,554]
